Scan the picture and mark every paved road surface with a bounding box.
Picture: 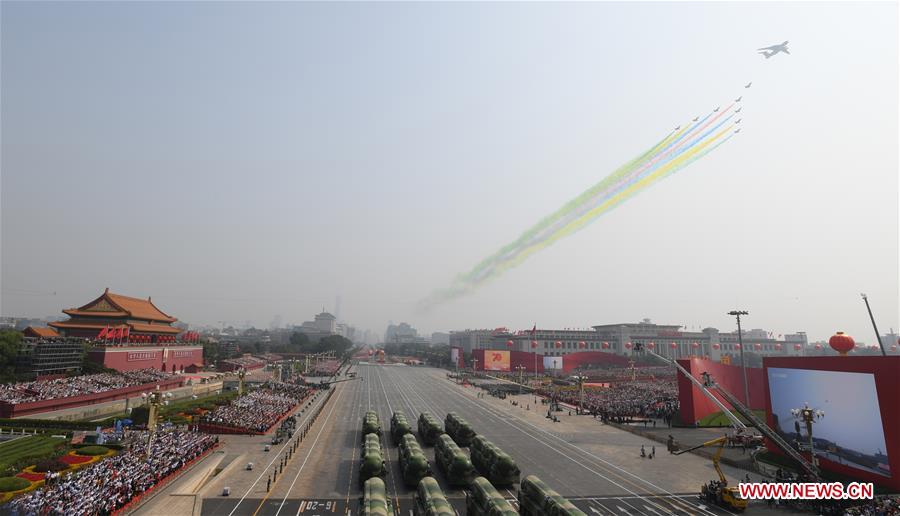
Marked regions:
[194,364,764,516]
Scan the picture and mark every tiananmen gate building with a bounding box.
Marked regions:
[49,288,203,373]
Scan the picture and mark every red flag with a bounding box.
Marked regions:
[530,324,536,338]
[123,327,130,342]
[114,327,123,341]
[97,326,109,339]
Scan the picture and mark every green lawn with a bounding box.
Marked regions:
[697,409,766,427]
[0,435,67,474]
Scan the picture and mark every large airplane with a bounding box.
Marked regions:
[758,41,789,59]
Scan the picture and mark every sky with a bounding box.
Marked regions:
[2,1,898,342]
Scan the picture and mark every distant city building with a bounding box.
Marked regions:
[449,329,494,354]
[431,332,451,346]
[336,323,357,342]
[881,330,899,349]
[295,311,338,342]
[451,318,807,361]
[385,322,418,344]
[218,340,240,358]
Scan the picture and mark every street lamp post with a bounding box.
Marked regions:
[791,403,824,472]
[728,310,751,405]
[142,388,173,455]
[515,365,526,395]
[573,375,587,415]
[237,368,247,396]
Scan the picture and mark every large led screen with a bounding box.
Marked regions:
[768,367,891,477]
[484,350,510,372]
[543,356,563,370]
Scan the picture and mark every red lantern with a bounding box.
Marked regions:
[691,342,699,349]
[829,331,855,355]
[754,343,762,351]
[775,343,782,351]
[712,343,720,350]
[531,341,538,349]
[507,340,514,348]
[670,342,677,349]
[578,341,586,349]
[625,342,633,349]
[794,344,802,351]
[647,342,655,350]
[602,342,609,349]
[735,343,741,350]
[891,345,897,352]
[555,341,562,349]
[815,344,822,350]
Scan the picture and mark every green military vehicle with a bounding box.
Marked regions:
[434,434,476,487]
[469,435,521,487]
[444,412,477,447]
[413,476,455,516]
[417,412,445,446]
[359,433,386,485]
[399,434,432,487]
[465,476,518,516]
[518,475,586,516]
[363,410,382,438]
[360,477,393,516]
[391,411,413,445]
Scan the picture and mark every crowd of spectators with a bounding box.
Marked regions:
[839,496,900,515]
[0,370,172,404]
[309,359,341,376]
[539,378,679,423]
[200,382,310,433]
[6,429,217,516]
[218,356,267,371]
[574,365,676,383]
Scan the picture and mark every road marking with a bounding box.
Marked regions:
[374,367,401,513]
[273,380,346,516]
[229,390,328,516]
[430,373,726,516]
[344,369,365,510]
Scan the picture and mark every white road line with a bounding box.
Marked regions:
[374,367,401,513]
[429,372,726,516]
[344,369,365,511]
[404,372,655,515]
[271,382,346,516]
[227,390,329,516]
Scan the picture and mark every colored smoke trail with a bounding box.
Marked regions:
[418,100,743,310]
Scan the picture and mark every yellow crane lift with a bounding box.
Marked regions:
[674,436,748,511]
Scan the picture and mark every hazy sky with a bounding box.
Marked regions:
[2,2,897,342]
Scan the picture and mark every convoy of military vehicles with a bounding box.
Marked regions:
[358,409,583,515]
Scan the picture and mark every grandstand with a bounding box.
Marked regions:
[0,370,181,418]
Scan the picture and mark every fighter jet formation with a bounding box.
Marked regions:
[758,41,789,59]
